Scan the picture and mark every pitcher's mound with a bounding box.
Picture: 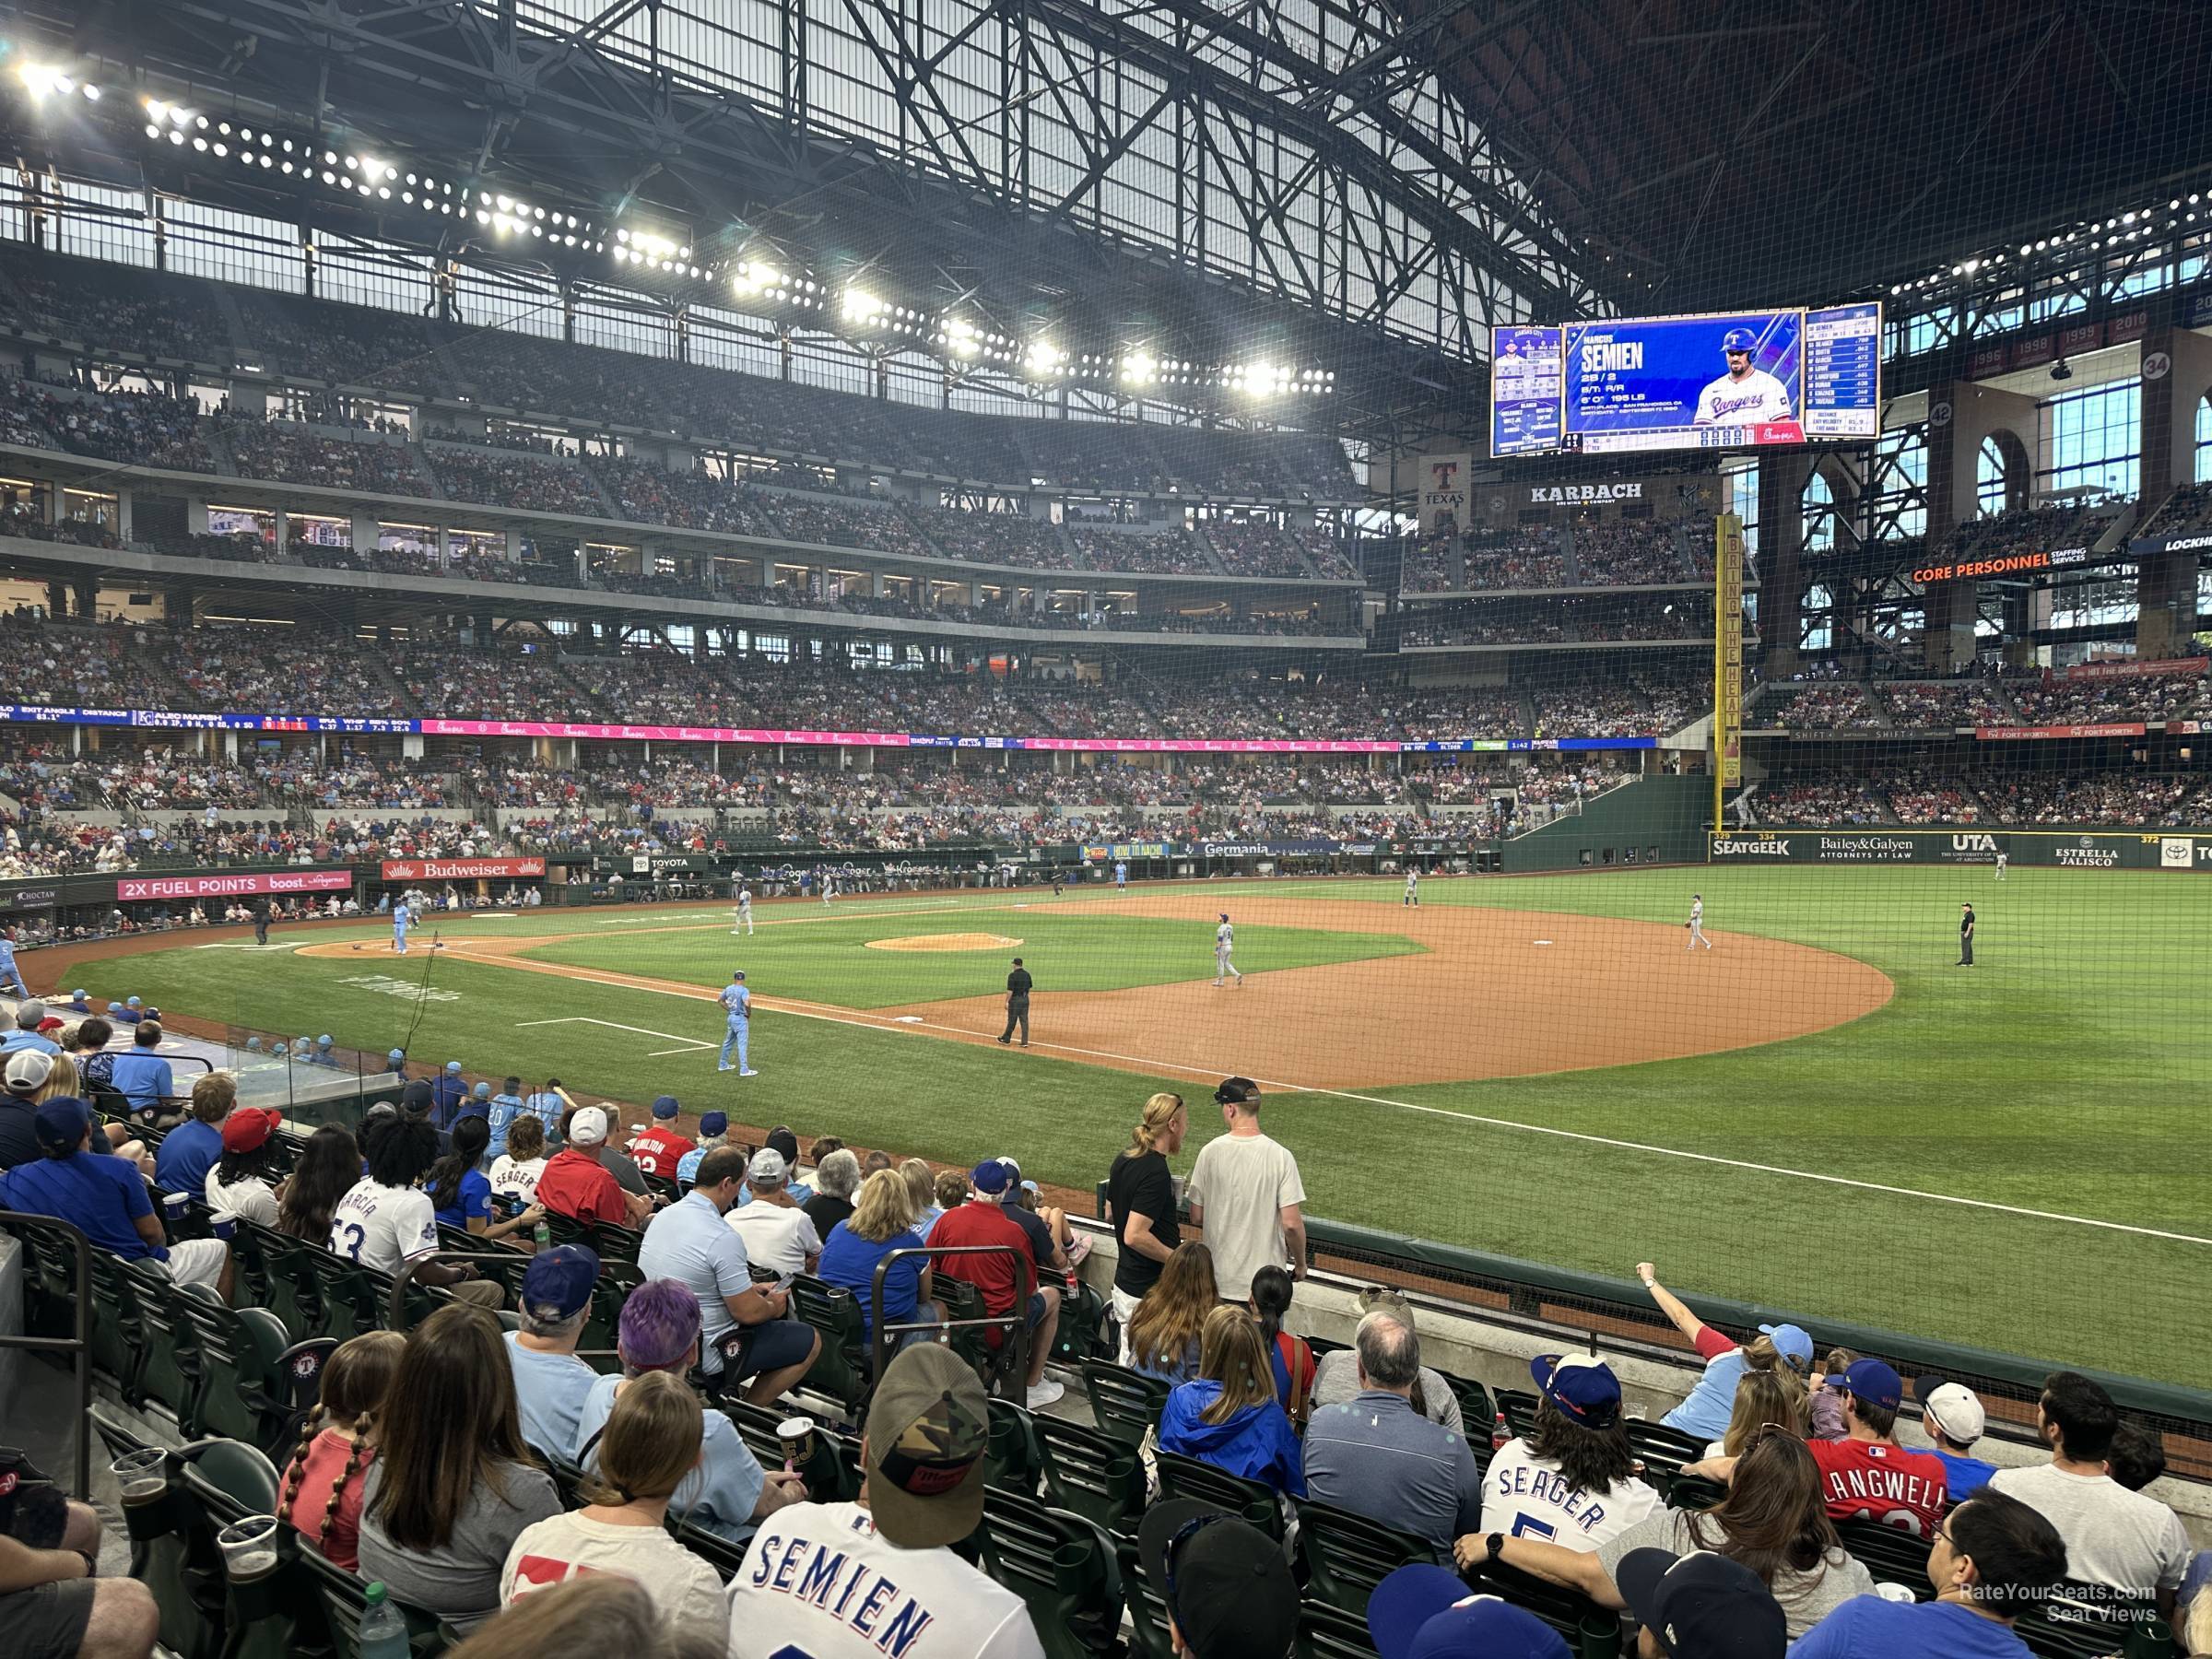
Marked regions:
[865,933,1023,953]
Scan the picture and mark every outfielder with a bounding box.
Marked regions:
[1687,893,1712,950]
[1404,868,1420,907]
[1213,912,1243,988]
[717,969,758,1075]
[1994,850,2007,882]
[0,927,28,999]
[1693,329,1795,428]
[732,884,754,935]
[392,900,412,956]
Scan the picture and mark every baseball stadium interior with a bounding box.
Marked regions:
[0,4,2209,1659]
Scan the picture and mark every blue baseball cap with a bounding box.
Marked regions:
[1616,1547,1785,1658]
[387,1048,406,1065]
[245,1037,262,1052]
[1757,1323,1815,1367]
[971,1160,1011,1194]
[272,1042,288,1057]
[317,1035,333,1049]
[698,1111,729,1137]
[521,1245,600,1319]
[106,1003,123,1014]
[1369,1567,1570,1659]
[69,989,86,1000]
[445,1061,463,1075]
[472,1082,491,1100]
[31,1097,92,1155]
[1824,1357,1904,1412]
[1531,1353,1622,1430]
[125,997,141,1008]
[1721,328,1759,353]
[731,970,746,981]
[652,1095,680,1120]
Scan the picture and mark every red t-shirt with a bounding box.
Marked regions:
[534,1148,628,1225]
[279,1429,378,1571]
[626,1127,697,1178]
[1808,1438,1948,1535]
[925,1201,1035,1322]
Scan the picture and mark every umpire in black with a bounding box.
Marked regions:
[1959,901,1975,967]
[999,956,1033,1047]
[253,896,272,947]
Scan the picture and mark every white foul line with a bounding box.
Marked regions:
[493,961,2208,1249]
[516,1016,712,1050]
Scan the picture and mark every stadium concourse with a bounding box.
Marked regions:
[8,1,2212,1657]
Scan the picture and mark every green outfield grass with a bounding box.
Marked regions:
[518,904,1424,1006]
[89,867,2212,1384]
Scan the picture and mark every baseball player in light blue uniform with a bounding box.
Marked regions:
[0,929,29,1000]
[1114,860,1128,893]
[392,900,412,955]
[717,970,757,1075]
[1213,912,1242,988]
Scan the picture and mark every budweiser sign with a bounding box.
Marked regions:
[381,857,547,881]
[117,869,355,901]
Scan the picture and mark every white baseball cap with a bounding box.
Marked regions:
[568,1105,610,1147]
[1916,1378,1986,1445]
[5,1050,53,1093]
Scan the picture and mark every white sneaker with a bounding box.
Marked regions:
[739,1069,759,1077]
[1025,1377,1065,1410]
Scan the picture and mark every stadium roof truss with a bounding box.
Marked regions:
[29,0,1620,447]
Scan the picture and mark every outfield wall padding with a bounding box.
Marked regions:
[1711,826,2212,870]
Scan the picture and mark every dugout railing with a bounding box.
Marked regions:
[1094,1186,2212,1477]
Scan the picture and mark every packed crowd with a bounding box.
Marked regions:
[593,460,779,536]
[0,380,214,473]
[1066,525,1212,576]
[221,419,436,497]
[1571,521,1689,585]
[2012,672,2212,725]
[1880,680,2017,728]
[159,626,406,717]
[1205,523,1336,580]
[1770,683,1885,730]
[427,446,612,519]
[2138,480,2212,541]
[900,504,1069,570]
[1977,771,2212,827]
[1755,779,1888,825]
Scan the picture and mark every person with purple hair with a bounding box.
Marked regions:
[570,1278,806,1542]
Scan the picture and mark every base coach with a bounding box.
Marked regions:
[999,956,1032,1047]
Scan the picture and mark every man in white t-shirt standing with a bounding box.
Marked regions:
[724,1147,821,1289]
[727,1343,1045,1659]
[1988,1370,2192,1620]
[1184,1077,1305,1300]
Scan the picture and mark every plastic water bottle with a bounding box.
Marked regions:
[534,1218,551,1250]
[358,1582,409,1659]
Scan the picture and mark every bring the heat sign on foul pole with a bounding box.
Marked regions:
[1713,512,1747,833]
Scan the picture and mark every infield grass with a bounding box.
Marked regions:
[88,867,2212,1383]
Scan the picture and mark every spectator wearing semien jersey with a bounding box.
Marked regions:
[1636,1259,1814,1441]
[1988,1370,2193,1620]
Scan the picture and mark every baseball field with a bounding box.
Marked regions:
[47,865,2209,1383]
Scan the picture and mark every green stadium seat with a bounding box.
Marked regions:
[1297,1600,1383,1659]
[1079,1358,1170,1446]
[2013,1583,2163,1659]
[1458,1555,1613,1647]
[175,1284,294,1448]
[1667,1473,1728,1512]
[1050,1278,1109,1366]
[1292,1499,1442,1615]
[1494,1385,1539,1439]
[92,1406,202,1657]
[1033,1414,1146,1537]
[1438,1368,1493,1432]
[580,1256,644,1371]
[985,1397,1045,1500]
[786,1275,872,1415]
[176,1440,284,1659]
[935,1275,1015,1390]
[1152,1451,1282,1540]
[243,1223,324,1340]
[1835,1518,1935,1597]
[126,1257,213,1433]
[300,1245,381,1343]
[973,1488,1125,1659]
[589,1220,646,1261]
[81,1245,150,1399]
[2,1214,81,1338]
[264,1337,340,1465]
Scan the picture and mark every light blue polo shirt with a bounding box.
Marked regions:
[575,1375,766,1540]
[503,1332,600,1460]
[636,1190,754,1371]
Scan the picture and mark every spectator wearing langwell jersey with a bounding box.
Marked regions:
[1636,1259,1814,1441]
[1987,1370,2193,1620]
[1688,1359,1948,1536]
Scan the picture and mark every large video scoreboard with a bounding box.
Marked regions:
[1491,302,1880,458]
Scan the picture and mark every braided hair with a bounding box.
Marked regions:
[278,1332,404,1556]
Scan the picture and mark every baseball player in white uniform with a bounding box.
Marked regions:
[732,885,754,935]
[1404,869,1420,907]
[1994,850,2007,882]
[1692,330,1795,428]
[1213,912,1243,988]
[1687,893,1712,950]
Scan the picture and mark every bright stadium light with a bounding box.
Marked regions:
[1121,353,1156,386]
[842,288,885,324]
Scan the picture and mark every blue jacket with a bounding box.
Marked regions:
[1158,1379,1306,1497]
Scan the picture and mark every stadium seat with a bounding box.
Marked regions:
[1494,1384,1539,1438]
[580,1256,645,1371]
[1050,1278,1110,1366]
[264,1337,339,1465]
[4,1213,87,1338]
[174,1284,294,1448]
[1667,1472,1728,1511]
[242,1223,324,1339]
[175,1440,283,1659]
[125,1258,213,1432]
[719,1397,848,1500]
[1079,1358,1171,1446]
[1292,1499,1443,1614]
[92,1406,201,1656]
[296,1545,445,1659]
[1835,1518,1935,1597]
[935,1275,1016,1390]
[79,1246,150,1399]
[300,1245,381,1343]
[535,1445,593,1511]
[1297,1601,1384,1659]
[1437,1368,1494,1430]
[667,1513,749,1582]
[2013,1583,2165,1659]
[787,1275,873,1414]
[589,1220,646,1261]
[1152,1451,1282,1540]
[1458,1555,1617,1648]
[1118,1535,1178,1659]
[972,1488,1125,1659]
[1624,1418,1709,1484]
[1032,1413,1146,1537]
[985,1397,1045,1500]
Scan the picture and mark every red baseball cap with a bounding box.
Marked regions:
[221,1107,283,1154]
[35,1017,65,1033]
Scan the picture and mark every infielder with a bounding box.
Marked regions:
[0,927,28,999]
[732,884,754,935]
[717,969,758,1074]
[1404,868,1420,908]
[392,900,412,956]
[1213,912,1243,988]
[1994,849,2007,882]
[1687,893,1712,950]
[1693,329,1795,428]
